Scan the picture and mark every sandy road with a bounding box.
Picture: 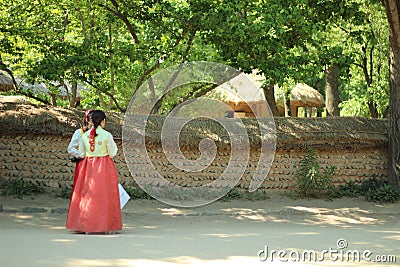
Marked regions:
[0,195,399,267]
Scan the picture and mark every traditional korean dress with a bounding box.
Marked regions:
[67,128,85,189]
[66,126,122,233]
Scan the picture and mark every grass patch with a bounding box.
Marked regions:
[336,178,400,203]
[1,178,44,199]
[125,186,154,200]
[219,188,270,202]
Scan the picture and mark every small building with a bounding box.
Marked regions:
[276,83,325,117]
[207,71,270,118]
[209,72,325,118]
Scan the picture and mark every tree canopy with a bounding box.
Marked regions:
[0,0,390,118]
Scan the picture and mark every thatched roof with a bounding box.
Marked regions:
[8,79,89,100]
[0,102,122,137]
[0,95,32,104]
[290,83,325,107]
[0,102,388,150]
[0,71,14,92]
[208,72,265,104]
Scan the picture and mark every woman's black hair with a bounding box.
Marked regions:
[91,110,106,131]
[88,110,106,152]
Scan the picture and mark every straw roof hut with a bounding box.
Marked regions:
[276,83,325,117]
[0,95,32,104]
[0,71,14,92]
[206,71,268,118]
[291,83,324,107]
[209,73,324,118]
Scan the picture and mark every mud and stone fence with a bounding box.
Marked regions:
[0,102,389,192]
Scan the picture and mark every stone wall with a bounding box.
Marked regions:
[0,103,389,192]
[0,134,131,188]
[0,133,388,191]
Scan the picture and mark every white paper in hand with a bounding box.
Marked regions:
[118,183,130,209]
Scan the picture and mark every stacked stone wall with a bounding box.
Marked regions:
[0,134,387,191]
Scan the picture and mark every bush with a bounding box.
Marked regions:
[360,177,387,192]
[218,188,270,202]
[294,148,336,199]
[334,181,363,198]
[333,178,400,203]
[245,190,270,201]
[365,185,399,203]
[1,178,44,199]
[125,186,154,200]
[218,187,243,202]
[364,181,400,203]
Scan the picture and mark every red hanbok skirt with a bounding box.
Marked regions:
[72,160,84,189]
[66,156,122,233]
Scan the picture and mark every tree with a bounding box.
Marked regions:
[334,5,390,118]
[342,1,390,118]
[0,0,53,104]
[0,0,114,108]
[381,0,400,190]
[196,0,323,115]
[195,0,370,118]
[97,0,210,112]
[325,65,340,116]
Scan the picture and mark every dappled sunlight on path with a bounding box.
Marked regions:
[0,195,399,266]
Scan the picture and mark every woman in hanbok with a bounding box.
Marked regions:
[66,110,122,234]
[67,109,93,189]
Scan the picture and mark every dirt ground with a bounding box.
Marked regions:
[0,194,399,267]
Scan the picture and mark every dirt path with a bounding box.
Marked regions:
[0,195,399,267]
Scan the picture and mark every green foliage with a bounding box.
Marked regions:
[218,187,242,202]
[245,190,270,201]
[339,96,371,117]
[334,180,363,198]
[125,186,154,200]
[294,148,337,199]
[0,0,390,117]
[56,186,72,199]
[335,1,389,117]
[365,184,400,203]
[333,177,400,203]
[1,178,44,199]
[219,188,270,202]
[360,177,400,203]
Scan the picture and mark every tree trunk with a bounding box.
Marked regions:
[325,65,340,116]
[98,92,107,110]
[262,85,280,117]
[108,23,114,111]
[368,100,379,118]
[284,90,291,117]
[51,94,57,106]
[69,82,77,108]
[382,0,400,190]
